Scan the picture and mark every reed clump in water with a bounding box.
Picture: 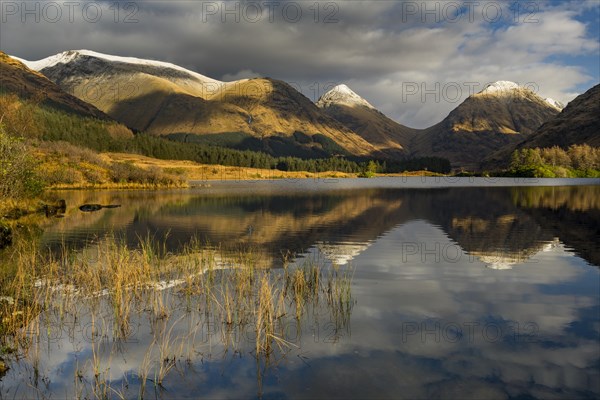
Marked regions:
[0,235,354,398]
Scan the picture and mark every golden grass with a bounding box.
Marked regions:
[105,152,356,181]
[104,152,444,180]
[19,138,447,193]
[48,181,189,190]
[32,144,189,190]
[0,199,40,220]
[0,235,354,397]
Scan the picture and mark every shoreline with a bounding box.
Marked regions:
[46,175,600,192]
[3,176,599,226]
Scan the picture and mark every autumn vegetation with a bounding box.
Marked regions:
[509,144,600,178]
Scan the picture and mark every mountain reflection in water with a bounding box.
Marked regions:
[2,180,597,399]
[40,182,600,268]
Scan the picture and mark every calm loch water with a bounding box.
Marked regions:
[2,178,599,399]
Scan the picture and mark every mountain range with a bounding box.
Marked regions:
[12,50,379,159]
[4,50,598,169]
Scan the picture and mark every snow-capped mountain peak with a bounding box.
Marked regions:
[317,84,375,109]
[544,98,565,111]
[480,81,522,94]
[14,49,221,84]
[12,51,80,71]
[476,81,565,110]
[332,84,358,97]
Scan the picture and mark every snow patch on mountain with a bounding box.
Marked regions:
[15,51,80,71]
[317,84,375,109]
[14,50,221,84]
[544,98,565,111]
[480,81,522,94]
[478,81,562,109]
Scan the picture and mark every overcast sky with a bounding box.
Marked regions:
[1,0,599,128]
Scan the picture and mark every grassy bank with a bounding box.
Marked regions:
[28,137,441,190]
[66,152,449,182]
[1,123,187,234]
[34,141,188,189]
[104,152,357,181]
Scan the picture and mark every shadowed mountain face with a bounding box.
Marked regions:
[410,83,561,168]
[22,51,380,158]
[39,184,600,269]
[0,51,109,119]
[520,84,600,149]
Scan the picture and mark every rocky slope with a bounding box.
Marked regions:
[520,84,600,148]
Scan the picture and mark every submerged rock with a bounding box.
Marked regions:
[79,204,103,212]
[79,204,121,212]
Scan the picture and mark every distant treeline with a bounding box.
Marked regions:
[50,130,452,174]
[509,145,600,178]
